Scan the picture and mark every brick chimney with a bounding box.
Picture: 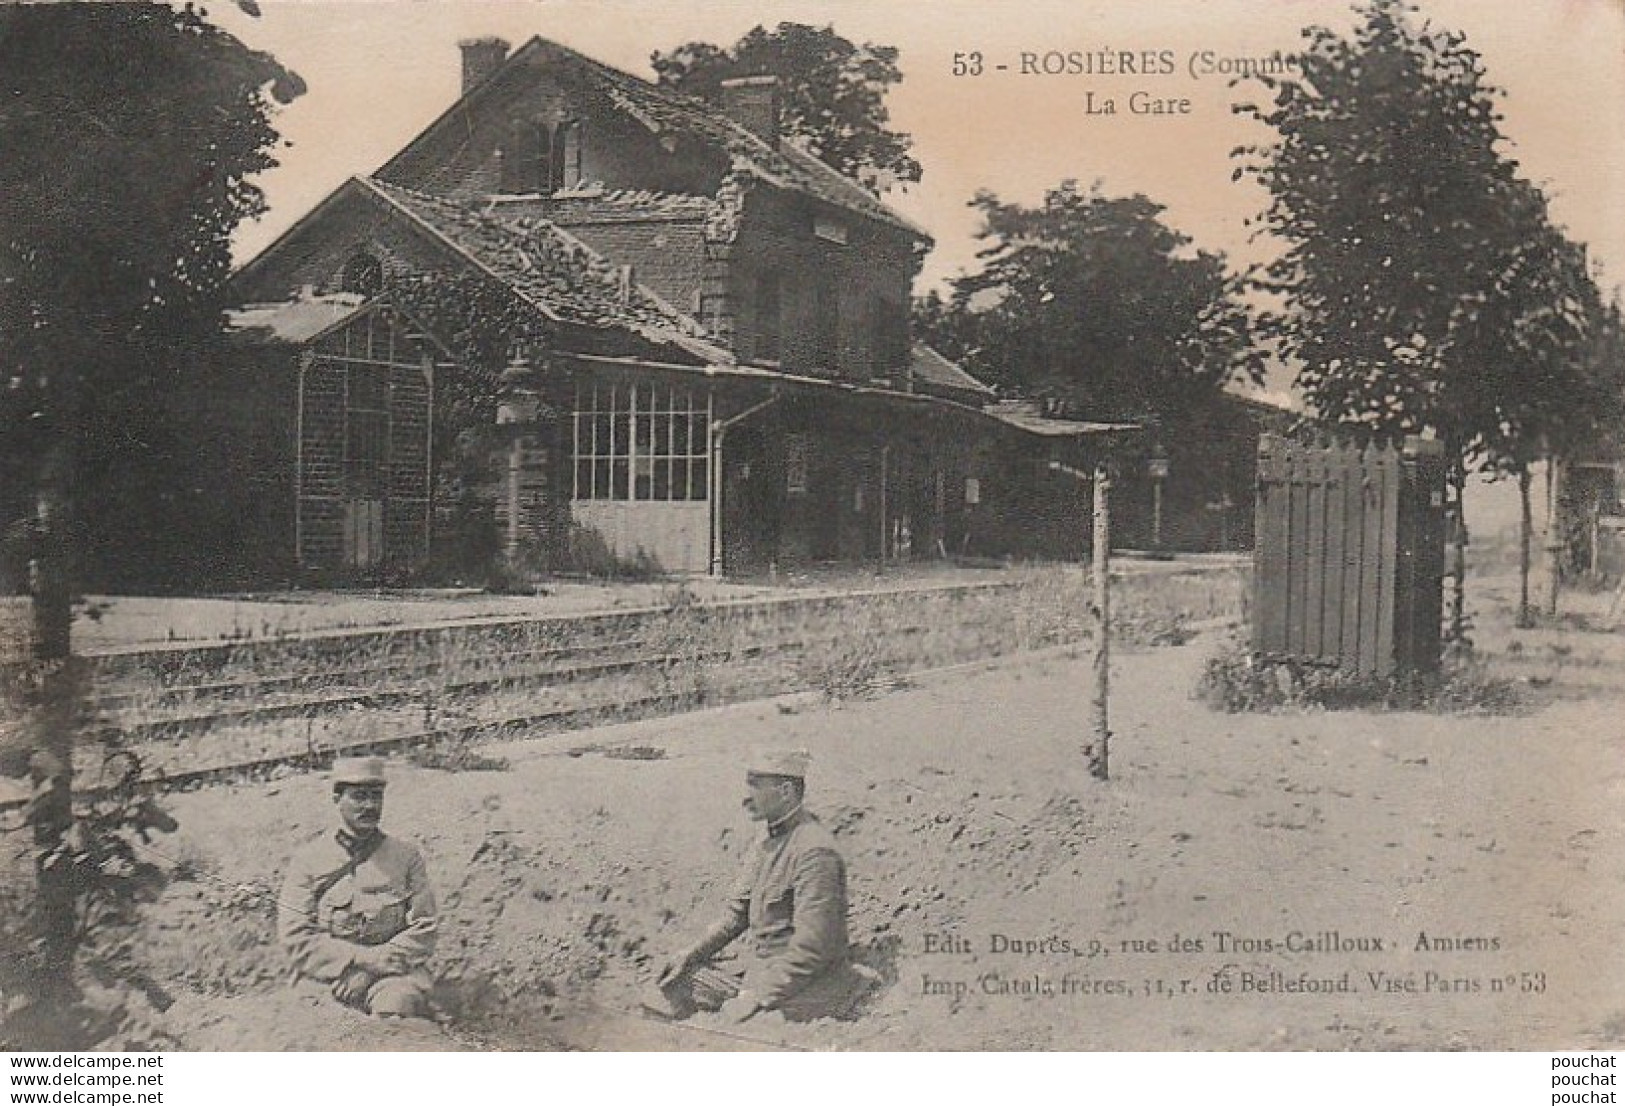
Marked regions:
[459,37,510,95]
[719,75,780,148]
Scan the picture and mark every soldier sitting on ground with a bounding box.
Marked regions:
[278,756,438,1019]
[650,749,877,1024]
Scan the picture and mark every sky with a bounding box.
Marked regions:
[213,0,1625,308]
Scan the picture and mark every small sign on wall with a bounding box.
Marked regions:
[965,477,981,506]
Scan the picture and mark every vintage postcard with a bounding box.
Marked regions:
[1,0,1622,1058]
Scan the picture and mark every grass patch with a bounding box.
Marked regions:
[408,741,511,773]
[1195,635,1528,715]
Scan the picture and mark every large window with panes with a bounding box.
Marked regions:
[344,363,390,498]
[309,309,418,501]
[572,382,710,502]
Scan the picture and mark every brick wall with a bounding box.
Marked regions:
[729,191,918,380]
[383,76,726,202]
[297,358,347,567]
[236,195,459,303]
[295,355,433,573]
[559,217,708,316]
[387,363,433,565]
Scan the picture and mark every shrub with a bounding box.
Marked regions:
[1195,636,1527,715]
[552,525,666,582]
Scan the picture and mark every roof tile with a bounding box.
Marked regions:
[366,178,729,363]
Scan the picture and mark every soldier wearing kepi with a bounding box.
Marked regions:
[653,749,875,1023]
[278,756,438,1018]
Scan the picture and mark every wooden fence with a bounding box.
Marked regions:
[1253,435,1446,678]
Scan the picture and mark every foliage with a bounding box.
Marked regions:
[388,270,552,424]
[1471,189,1619,478]
[0,0,300,1023]
[1195,636,1525,715]
[0,729,182,1044]
[1234,0,1623,633]
[652,22,920,191]
[485,537,557,594]
[409,740,511,774]
[0,3,304,582]
[557,525,666,581]
[1234,0,1614,465]
[387,271,562,584]
[918,181,1262,422]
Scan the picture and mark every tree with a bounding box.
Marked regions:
[922,181,1261,423]
[1234,0,1613,638]
[0,1,300,1030]
[652,22,921,191]
[1463,184,1622,625]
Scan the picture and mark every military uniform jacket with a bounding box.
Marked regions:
[715,808,848,1009]
[278,830,438,982]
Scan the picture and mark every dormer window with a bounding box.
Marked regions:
[499,118,584,194]
[501,119,547,193]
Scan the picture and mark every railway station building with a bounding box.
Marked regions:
[226,36,1135,581]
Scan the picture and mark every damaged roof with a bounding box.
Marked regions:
[485,186,716,225]
[378,36,929,242]
[362,178,730,364]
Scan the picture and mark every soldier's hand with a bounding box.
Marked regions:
[352,945,409,976]
[657,947,700,988]
[720,991,760,1024]
[332,966,374,1008]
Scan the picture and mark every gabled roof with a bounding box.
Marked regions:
[910,343,996,399]
[364,178,725,356]
[376,36,929,242]
[235,175,731,365]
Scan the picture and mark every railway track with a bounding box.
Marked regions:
[1,567,1247,810]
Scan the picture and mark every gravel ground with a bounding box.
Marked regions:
[109,598,1625,1052]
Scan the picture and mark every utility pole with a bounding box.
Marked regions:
[1544,455,1564,618]
[1050,457,1112,781]
[1089,460,1111,781]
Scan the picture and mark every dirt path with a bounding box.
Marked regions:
[115,623,1625,1051]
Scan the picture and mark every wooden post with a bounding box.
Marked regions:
[1545,455,1564,618]
[1089,460,1111,781]
[877,445,890,573]
[709,427,725,578]
[1517,467,1533,628]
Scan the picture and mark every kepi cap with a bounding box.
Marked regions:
[746,748,811,780]
[331,755,388,788]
